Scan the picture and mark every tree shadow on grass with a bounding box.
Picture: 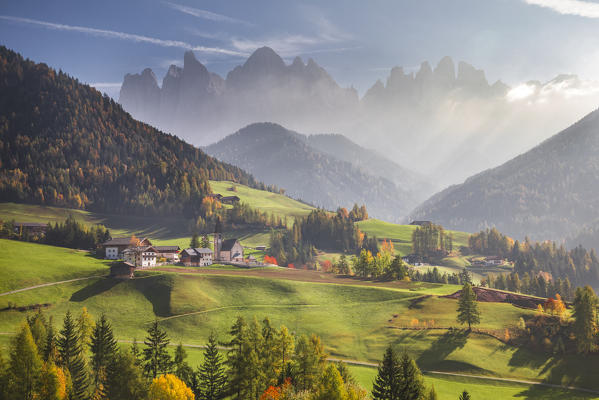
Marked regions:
[417,329,469,368]
[514,385,598,399]
[70,278,119,302]
[133,275,174,318]
[508,345,551,371]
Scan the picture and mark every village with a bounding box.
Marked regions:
[105,230,264,279]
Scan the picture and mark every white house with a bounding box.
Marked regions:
[180,248,213,266]
[102,237,152,260]
[123,246,157,268]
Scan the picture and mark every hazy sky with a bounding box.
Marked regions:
[2,0,599,97]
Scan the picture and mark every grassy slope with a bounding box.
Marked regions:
[356,219,471,256]
[0,239,110,293]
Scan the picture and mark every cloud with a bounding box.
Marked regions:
[0,15,246,56]
[523,0,599,18]
[164,2,252,26]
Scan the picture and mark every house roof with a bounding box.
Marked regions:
[154,246,180,252]
[221,195,240,201]
[221,239,240,251]
[181,248,212,256]
[123,246,156,253]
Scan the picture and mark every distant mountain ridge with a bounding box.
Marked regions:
[204,123,420,221]
[409,107,599,240]
[118,47,599,188]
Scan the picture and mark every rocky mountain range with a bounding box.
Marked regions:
[119,47,599,191]
[204,122,422,221]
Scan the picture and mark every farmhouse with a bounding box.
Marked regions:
[122,246,157,268]
[102,237,152,260]
[221,195,241,205]
[109,261,136,279]
[14,222,48,235]
[214,233,244,262]
[207,193,223,200]
[484,256,505,266]
[180,248,213,266]
[154,246,180,263]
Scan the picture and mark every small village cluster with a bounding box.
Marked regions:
[105,232,255,279]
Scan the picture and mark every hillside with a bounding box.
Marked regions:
[410,107,599,240]
[205,122,416,221]
[0,240,598,399]
[0,45,259,218]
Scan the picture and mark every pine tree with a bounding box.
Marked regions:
[294,334,327,392]
[457,282,480,330]
[198,331,227,400]
[173,343,194,388]
[57,311,88,400]
[130,338,142,366]
[225,316,248,400]
[90,313,117,392]
[312,364,347,400]
[372,346,400,400]
[190,233,200,248]
[107,350,148,400]
[459,390,472,400]
[142,320,172,378]
[397,352,425,400]
[44,319,58,363]
[200,234,211,249]
[8,322,42,400]
[76,307,95,347]
[572,286,598,354]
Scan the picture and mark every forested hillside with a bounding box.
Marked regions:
[0,46,260,217]
[205,122,415,221]
[410,107,599,240]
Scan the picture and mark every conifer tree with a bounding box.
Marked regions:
[38,362,68,400]
[457,282,480,330]
[397,352,425,400]
[142,320,172,378]
[130,338,142,366]
[8,322,42,400]
[572,286,598,354]
[225,316,248,400]
[57,311,88,400]
[107,351,148,400]
[173,343,194,388]
[459,390,472,400]
[294,334,327,392]
[427,385,438,400]
[277,325,295,371]
[312,364,347,400]
[90,313,118,392]
[190,233,200,248]
[44,319,58,363]
[372,346,400,400]
[261,317,280,387]
[198,331,227,400]
[77,307,95,348]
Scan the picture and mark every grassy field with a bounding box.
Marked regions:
[3,240,599,398]
[356,219,471,257]
[0,239,110,293]
[209,180,314,220]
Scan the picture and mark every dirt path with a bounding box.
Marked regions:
[0,275,103,297]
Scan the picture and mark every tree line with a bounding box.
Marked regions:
[268,207,377,267]
[0,309,371,400]
[0,216,110,251]
[411,223,453,260]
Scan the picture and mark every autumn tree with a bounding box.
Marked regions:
[8,322,42,400]
[148,374,194,400]
[457,282,480,330]
[294,334,327,391]
[312,364,347,400]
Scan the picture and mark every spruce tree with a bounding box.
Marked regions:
[173,343,194,387]
[372,346,400,400]
[572,286,598,354]
[8,322,42,400]
[225,316,248,400]
[57,311,88,400]
[397,352,425,400]
[427,384,438,400]
[43,319,58,363]
[459,390,472,400]
[457,282,480,330]
[190,233,200,248]
[107,350,148,400]
[198,331,227,400]
[90,313,118,391]
[142,320,172,378]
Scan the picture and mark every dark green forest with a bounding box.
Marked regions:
[0,46,263,218]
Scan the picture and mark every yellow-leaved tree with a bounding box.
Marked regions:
[148,374,194,400]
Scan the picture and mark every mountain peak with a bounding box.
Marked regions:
[244,46,286,71]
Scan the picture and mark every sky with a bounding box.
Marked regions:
[2,0,599,98]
